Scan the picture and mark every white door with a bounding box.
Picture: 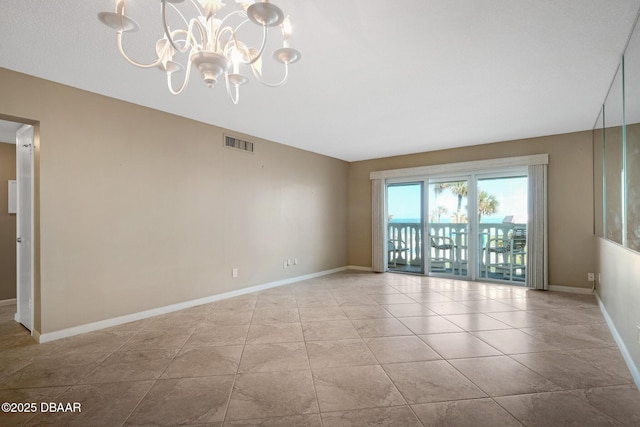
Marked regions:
[16,125,33,331]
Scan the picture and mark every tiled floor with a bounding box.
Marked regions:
[1,270,639,426]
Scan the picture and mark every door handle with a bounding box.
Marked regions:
[16,237,22,243]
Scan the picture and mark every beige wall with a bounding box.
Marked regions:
[349,131,595,289]
[596,239,640,379]
[0,68,349,334]
[0,142,16,300]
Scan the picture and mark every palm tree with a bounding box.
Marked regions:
[448,181,468,213]
[432,181,499,222]
[433,183,448,198]
[451,211,468,224]
[478,190,499,221]
[430,205,448,222]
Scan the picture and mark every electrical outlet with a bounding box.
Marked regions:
[587,273,595,282]
[294,258,298,265]
[283,260,288,269]
[232,268,238,278]
[287,258,292,266]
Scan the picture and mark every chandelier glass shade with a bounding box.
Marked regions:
[98,0,301,104]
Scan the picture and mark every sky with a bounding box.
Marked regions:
[388,176,527,223]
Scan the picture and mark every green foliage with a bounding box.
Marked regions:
[433,182,499,221]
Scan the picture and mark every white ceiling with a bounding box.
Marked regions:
[1,1,639,161]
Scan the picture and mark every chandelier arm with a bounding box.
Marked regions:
[217,26,249,58]
[193,19,208,48]
[244,25,269,65]
[217,10,246,30]
[218,19,249,56]
[166,1,190,29]
[188,0,204,15]
[216,27,235,52]
[170,18,206,53]
[214,11,248,53]
[216,10,247,50]
[218,24,267,65]
[166,56,194,95]
[161,0,184,53]
[162,1,206,53]
[225,75,241,105]
[116,32,164,68]
[234,17,251,32]
[251,62,289,87]
[167,29,190,51]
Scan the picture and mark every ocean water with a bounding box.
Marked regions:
[390,217,507,224]
[389,218,421,223]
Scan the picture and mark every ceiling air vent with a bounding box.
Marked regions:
[224,134,254,153]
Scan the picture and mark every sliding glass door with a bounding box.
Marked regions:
[477,175,528,283]
[427,179,470,277]
[387,183,424,273]
[385,171,528,284]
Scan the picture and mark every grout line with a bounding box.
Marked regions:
[120,306,205,426]
[300,310,325,426]
[221,294,256,424]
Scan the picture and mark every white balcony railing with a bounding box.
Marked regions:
[388,222,526,282]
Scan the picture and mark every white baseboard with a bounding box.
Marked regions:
[595,293,640,389]
[37,266,354,343]
[548,285,593,294]
[0,298,16,307]
[347,265,373,272]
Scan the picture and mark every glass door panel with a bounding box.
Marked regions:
[477,176,527,283]
[387,183,424,273]
[428,180,469,277]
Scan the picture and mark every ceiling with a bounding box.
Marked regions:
[1,1,639,161]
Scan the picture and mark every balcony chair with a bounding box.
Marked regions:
[429,235,455,273]
[388,239,410,268]
[484,227,527,281]
[450,229,469,275]
[509,227,527,280]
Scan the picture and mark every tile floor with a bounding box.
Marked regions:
[1,270,639,426]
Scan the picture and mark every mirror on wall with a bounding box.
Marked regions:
[603,65,624,245]
[593,107,604,237]
[595,16,640,253]
[626,23,640,252]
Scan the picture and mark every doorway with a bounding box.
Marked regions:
[385,170,528,285]
[0,126,19,306]
[15,124,34,330]
[0,119,34,331]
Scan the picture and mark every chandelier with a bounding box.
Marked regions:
[98,0,301,104]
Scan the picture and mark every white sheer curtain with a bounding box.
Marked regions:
[527,164,548,289]
[371,178,386,272]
